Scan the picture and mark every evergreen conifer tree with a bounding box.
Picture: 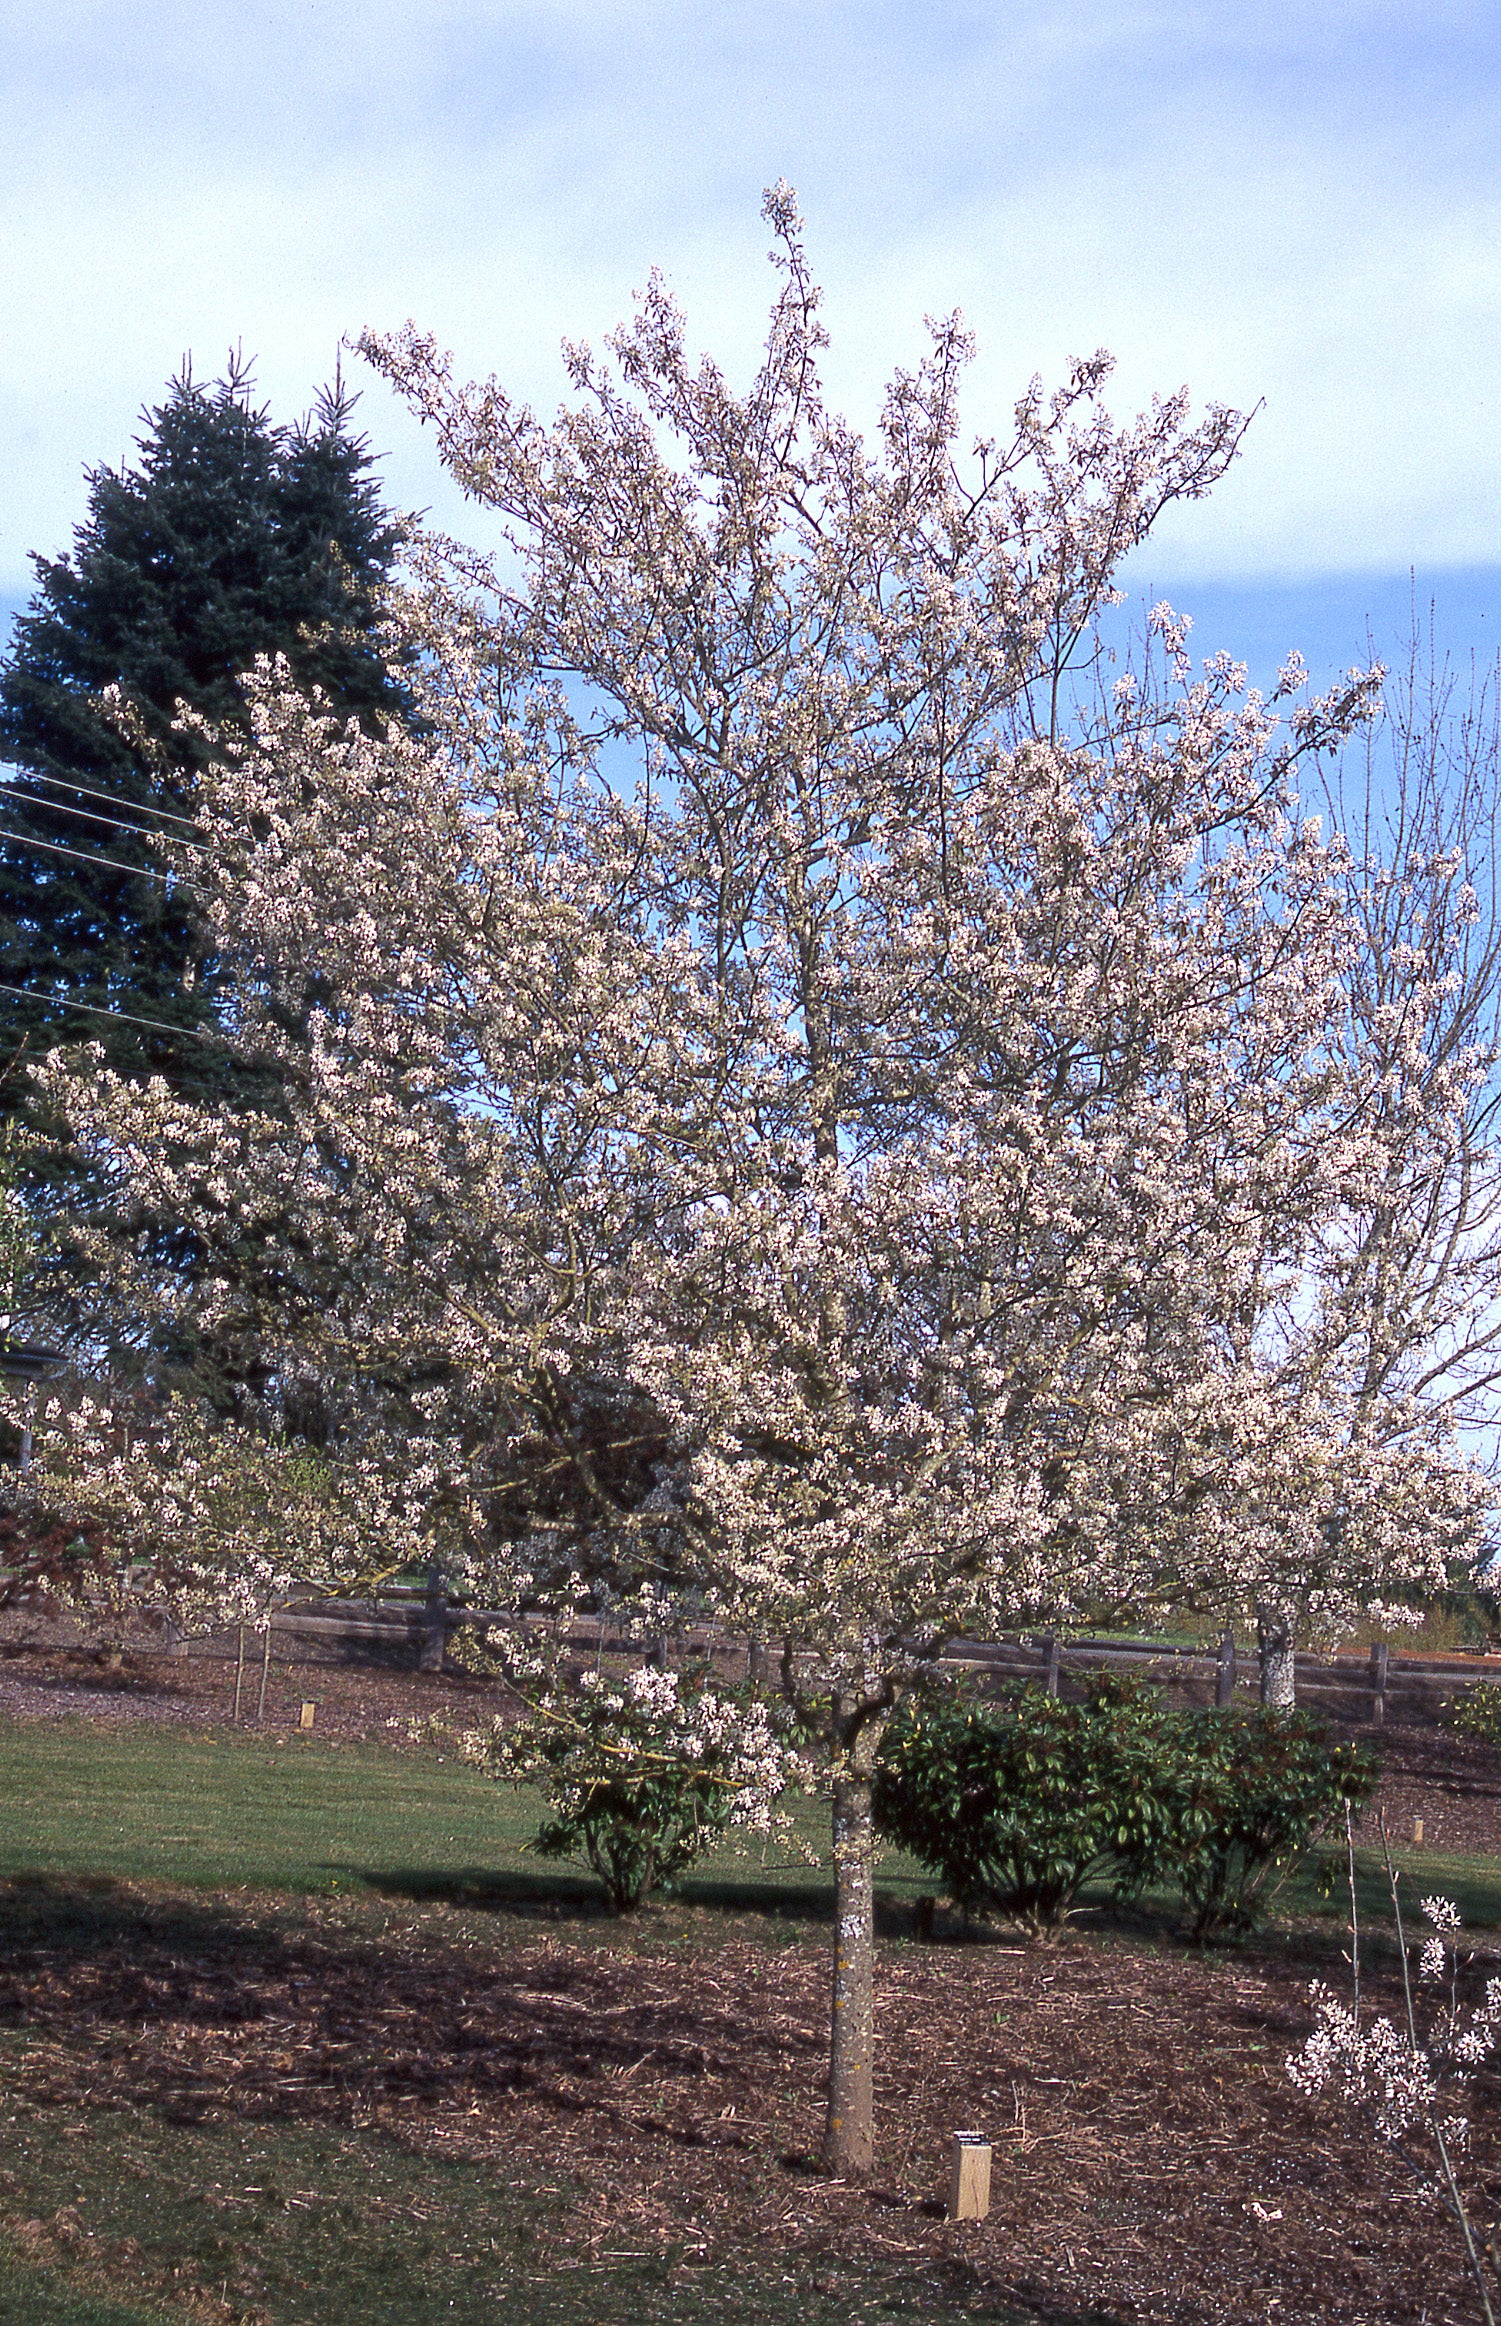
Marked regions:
[0,354,407,1130]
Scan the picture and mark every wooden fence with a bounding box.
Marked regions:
[192,1586,1501,1730]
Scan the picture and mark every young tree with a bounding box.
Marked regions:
[39,189,1489,2174]
[1178,632,1501,1704]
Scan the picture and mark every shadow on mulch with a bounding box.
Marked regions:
[0,1871,1497,2324]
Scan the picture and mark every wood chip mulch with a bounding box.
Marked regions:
[1,1880,1497,2325]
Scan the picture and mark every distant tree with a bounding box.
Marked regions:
[0,354,409,1133]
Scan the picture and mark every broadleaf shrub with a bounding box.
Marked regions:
[1444,1681,1501,1747]
[874,1683,1377,1940]
[872,1679,1179,1937]
[453,1664,799,1914]
[1154,1708,1378,1940]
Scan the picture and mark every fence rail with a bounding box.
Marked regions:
[216,1590,1501,1729]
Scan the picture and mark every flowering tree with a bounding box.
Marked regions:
[1188,642,1501,1703]
[1,1382,431,1644]
[38,188,1490,2173]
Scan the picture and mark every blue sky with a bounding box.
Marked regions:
[2,0,1499,692]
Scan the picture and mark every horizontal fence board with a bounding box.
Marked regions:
[180,1598,1499,1727]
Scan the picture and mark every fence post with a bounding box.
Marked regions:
[1370,1640,1389,1727]
[419,1566,447,1673]
[1216,1629,1236,1708]
[1042,1633,1061,1696]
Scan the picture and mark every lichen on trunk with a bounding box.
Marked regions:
[824,1774,876,2178]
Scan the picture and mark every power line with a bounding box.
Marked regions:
[0,782,214,855]
[0,979,223,1041]
[7,768,204,835]
[0,826,213,896]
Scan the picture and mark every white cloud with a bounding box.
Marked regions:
[1,0,1497,592]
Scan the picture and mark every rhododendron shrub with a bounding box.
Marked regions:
[452,1663,801,1913]
[38,188,1491,2171]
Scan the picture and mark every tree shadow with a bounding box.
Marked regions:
[0,1871,826,2135]
[365,1861,869,1930]
[361,1864,612,1920]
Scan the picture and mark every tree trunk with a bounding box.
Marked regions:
[1258,1616,1296,1707]
[823,1777,876,2178]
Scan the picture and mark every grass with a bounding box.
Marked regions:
[4,1711,1501,1936]
[0,1716,951,1928]
[0,2246,167,2324]
[0,2088,1020,2326]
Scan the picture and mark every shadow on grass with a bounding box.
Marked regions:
[363,1861,862,1928]
[0,1871,252,1964]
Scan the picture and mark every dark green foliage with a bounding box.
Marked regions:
[873,1684,1377,1940]
[1445,1681,1501,1746]
[508,1674,780,1915]
[0,355,407,1131]
[530,1767,742,1918]
[1154,1707,1378,1939]
[872,1679,1179,1937]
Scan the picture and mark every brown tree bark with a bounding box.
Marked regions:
[823,1775,876,2177]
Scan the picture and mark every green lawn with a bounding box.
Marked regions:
[3,1713,1499,1935]
[0,1717,952,1926]
[1,1720,579,1898]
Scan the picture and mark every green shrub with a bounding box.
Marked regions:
[1150,1708,1378,1940]
[872,1679,1178,1937]
[459,1663,797,1914]
[874,1685,1378,1941]
[1445,1682,1501,1746]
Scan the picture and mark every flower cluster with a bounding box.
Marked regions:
[1290,1895,1501,2146]
[0,1382,433,1634]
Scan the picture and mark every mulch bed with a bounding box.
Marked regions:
[0,1878,1497,2325]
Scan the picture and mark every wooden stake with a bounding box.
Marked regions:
[1413,1815,1425,1847]
[232,1626,245,1726]
[299,1701,316,1731]
[946,2133,991,2221]
[257,1622,272,1723]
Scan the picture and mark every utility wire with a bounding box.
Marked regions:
[0,827,213,896]
[0,980,222,1041]
[0,782,214,855]
[7,768,204,834]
